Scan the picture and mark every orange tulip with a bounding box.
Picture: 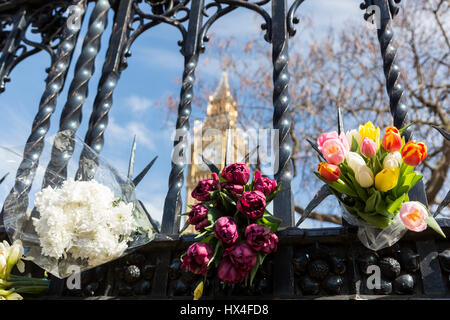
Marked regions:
[382,126,402,152]
[401,140,427,166]
[318,162,341,182]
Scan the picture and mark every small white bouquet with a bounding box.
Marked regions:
[33,179,137,267]
[1,131,155,278]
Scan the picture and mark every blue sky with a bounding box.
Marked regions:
[0,0,364,228]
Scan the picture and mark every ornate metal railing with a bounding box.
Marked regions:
[0,0,449,299]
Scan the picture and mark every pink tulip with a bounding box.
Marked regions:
[317,131,349,165]
[360,137,377,158]
[399,201,428,232]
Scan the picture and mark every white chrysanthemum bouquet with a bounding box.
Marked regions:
[1,132,155,278]
[33,179,137,267]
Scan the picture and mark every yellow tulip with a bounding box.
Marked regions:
[193,281,204,300]
[6,293,23,300]
[359,121,380,149]
[375,168,400,192]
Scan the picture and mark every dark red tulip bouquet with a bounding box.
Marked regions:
[180,163,281,299]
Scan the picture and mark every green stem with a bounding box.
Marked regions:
[14,286,48,294]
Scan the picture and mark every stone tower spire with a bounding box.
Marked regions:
[184,71,244,232]
[204,70,238,130]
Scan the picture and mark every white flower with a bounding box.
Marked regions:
[383,151,402,169]
[33,179,137,267]
[346,151,366,173]
[355,165,374,188]
[346,129,361,148]
[0,253,6,278]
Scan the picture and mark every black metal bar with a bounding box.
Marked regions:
[0,8,28,93]
[43,0,111,188]
[271,0,294,298]
[371,0,409,136]
[76,0,134,180]
[272,0,293,229]
[161,0,204,235]
[416,239,446,295]
[1,0,86,224]
[369,0,428,207]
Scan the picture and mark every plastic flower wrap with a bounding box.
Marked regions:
[311,122,445,250]
[0,131,155,278]
[180,163,281,299]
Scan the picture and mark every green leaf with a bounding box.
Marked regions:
[207,241,222,267]
[387,193,406,214]
[409,174,423,190]
[266,184,281,203]
[256,213,282,232]
[365,192,378,213]
[195,230,210,239]
[348,174,368,201]
[351,136,359,152]
[258,253,266,266]
[220,191,236,206]
[357,211,392,229]
[375,193,387,216]
[399,122,414,135]
[249,260,260,286]
[204,223,215,232]
[201,234,215,243]
[207,207,222,222]
[313,172,357,197]
[422,205,446,238]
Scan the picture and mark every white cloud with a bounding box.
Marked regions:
[135,46,183,71]
[142,196,165,224]
[107,117,156,151]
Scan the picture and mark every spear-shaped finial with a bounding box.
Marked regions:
[337,105,344,135]
[127,135,137,180]
[0,173,9,185]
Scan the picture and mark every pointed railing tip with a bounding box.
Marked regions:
[133,155,158,187]
[337,105,344,135]
[432,125,450,141]
[306,138,324,159]
[201,154,220,174]
[0,172,9,185]
[295,184,332,227]
[128,135,137,180]
[434,191,449,218]
[137,200,160,234]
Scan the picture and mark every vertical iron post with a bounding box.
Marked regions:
[272,0,294,297]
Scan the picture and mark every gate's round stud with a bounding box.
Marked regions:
[322,275,344,295]
[124,265,141,284]
[307,259,329,281]
[393,274,415,294]
[379,257,401,280]
[299,275,320,295]
[374,278,393,295]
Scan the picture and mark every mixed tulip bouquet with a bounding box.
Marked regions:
[0,240,49,300]
[181,163,281,299]
[313,121,445,249]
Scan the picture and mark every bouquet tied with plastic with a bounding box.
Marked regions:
[1,131,155,278]
[311,122,445,251]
